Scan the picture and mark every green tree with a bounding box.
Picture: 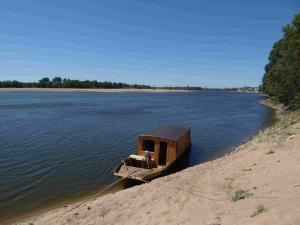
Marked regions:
[261,13,300,108]
[52,77,62,88]
[39,77,51,88]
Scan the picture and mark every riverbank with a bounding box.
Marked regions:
[12,100,300,225]
[0,88,190,93]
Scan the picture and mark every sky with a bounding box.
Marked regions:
[0,0,299,87]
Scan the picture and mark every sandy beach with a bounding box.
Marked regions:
[0,88,190,93]
[10,100,300,225]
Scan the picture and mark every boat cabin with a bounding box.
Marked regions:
[137,125,191,167]
[114,125,191,181]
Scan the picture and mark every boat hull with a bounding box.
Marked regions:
[114,144,191,181]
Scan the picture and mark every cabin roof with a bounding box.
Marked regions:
[139,125,190,141]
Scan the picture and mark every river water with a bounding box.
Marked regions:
[0,91,272,221]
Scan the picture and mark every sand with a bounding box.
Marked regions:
[12,100,300,225]
[0,88,190,93]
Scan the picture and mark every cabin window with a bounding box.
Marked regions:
[142,140,155,152]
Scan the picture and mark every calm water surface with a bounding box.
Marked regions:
[0,91,272,220]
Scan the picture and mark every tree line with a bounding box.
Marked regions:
[0,77,204,90]
[0,77,151,89]
[261,13,300,109]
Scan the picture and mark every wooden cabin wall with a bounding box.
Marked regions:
[137,136,159,162]
[137,136,176,164]
[166,141,176,164]
[176,130,191,157]
[137,130,191,165]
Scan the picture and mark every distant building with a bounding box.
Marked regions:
[237,87,259,93]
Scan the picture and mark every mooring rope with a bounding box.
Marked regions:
[69,161,149,211]
[68,177,128,211]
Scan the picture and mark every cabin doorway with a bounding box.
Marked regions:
[159,142,167,165]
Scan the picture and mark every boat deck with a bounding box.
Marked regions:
[115,165,162,180]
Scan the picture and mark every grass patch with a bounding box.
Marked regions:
[231,188,253,202]
[224,177,235,181]
[266,150,275,155]
[242,168,252,172]
[251,205,266,217]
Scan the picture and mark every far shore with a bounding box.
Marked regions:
[10,100,300,225]
[0,88,191,93]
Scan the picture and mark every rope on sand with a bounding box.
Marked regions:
[68,160,281,211]
[69,161,149,211]
[175,187,281,202]
[68,177,127,211]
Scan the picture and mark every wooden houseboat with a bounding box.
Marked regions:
[114,125,191,181]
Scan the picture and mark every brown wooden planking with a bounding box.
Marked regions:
[115,165,162,180]
[137,126,191,164]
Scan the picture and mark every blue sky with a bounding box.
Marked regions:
[0,0,299,87]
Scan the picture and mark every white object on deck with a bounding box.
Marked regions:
[129,154,145,161]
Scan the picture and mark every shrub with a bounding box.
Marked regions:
[231,188,253,202]
[290,93,300,110]
[251,205,266,217]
